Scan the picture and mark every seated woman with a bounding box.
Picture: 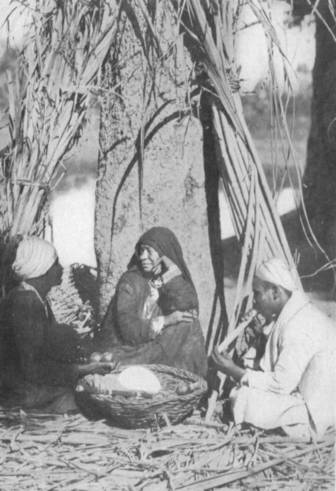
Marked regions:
[0,236,115,413]
[95,227,207,377]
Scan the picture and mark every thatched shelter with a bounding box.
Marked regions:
[0,1,334,488]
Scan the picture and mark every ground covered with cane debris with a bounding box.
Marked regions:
[0,408,334,490]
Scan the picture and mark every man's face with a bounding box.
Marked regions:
[47,259,63,288]
[252,277,276,323]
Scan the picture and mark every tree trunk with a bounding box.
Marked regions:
[200,91,229,350]
[303,2,336,259]
[94,5,214,331]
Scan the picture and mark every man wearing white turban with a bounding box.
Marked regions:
[212,257,336,440]
[12,235,58,280]
[0,236,116,413]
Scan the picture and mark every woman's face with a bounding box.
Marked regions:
[138,244,160,273]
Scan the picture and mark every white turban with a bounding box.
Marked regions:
[12,236,58,280]
[255,257,298,292]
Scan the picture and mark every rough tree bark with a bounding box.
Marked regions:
[200,91,229,349]
[94,4,214,331]
[302,1,336,259]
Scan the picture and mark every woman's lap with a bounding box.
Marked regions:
[94,321,207,377]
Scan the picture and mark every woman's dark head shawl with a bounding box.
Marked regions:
[129,227,195,287]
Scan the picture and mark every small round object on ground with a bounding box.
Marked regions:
[90,352,102,362]
[101,352,114,362]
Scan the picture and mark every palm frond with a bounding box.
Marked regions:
[0,0,120,239]
[178,0,301,343]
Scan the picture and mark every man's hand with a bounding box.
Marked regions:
[211,347,236,371]
[211,347,245,382]
[164,310,194,326]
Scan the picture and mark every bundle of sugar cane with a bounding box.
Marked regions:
[178,0,301,340]
[48,264,94,332]
[176,0,304,422]
[1,1,120,241]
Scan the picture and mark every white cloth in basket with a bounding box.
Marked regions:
[118,366,162,394]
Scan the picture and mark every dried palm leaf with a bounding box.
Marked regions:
[178,0,300,336]
[175,0,304,420]
[0,0,120,242]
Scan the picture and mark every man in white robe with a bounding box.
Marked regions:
[212,258,336,440]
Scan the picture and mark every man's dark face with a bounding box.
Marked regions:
[253,277,277,323]
[47,259,63,288]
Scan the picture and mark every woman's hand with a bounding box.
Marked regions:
[164,310,194,326]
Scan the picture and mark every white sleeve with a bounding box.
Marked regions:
[244,330,316,395]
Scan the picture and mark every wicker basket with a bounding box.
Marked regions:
[75,364,207,428]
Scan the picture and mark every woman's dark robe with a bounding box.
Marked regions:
[0,285,86,412]
[95,227,207,377]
